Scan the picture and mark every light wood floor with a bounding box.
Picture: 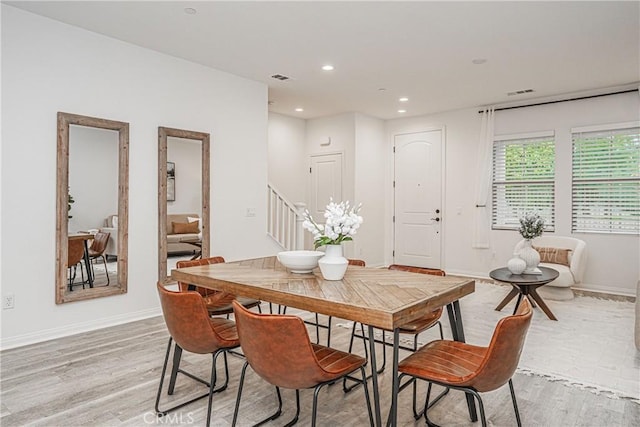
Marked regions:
[1,306,638,426]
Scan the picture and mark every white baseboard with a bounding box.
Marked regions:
[0,307,162,351]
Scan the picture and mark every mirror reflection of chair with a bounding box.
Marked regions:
[67,239,87,291]
[231,301,373,427]
[88,231,110,285]
[345,264,447,419]
[397,299,533,427]
[155,283,240,427]
[176,256,262,316]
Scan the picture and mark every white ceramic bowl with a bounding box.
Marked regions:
[277,250,324,273]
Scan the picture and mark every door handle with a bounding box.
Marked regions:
[431,217,440,222]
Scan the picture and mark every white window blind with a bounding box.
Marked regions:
[572,125,640,234]
[492,135,555,230]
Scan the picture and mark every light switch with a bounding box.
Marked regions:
[246,208,256,217]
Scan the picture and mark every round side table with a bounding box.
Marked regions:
[490,266,560,321]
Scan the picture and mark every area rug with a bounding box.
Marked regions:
[340,281,639,403]
[91,262,117,275]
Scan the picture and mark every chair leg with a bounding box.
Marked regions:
[101,255,110,286]
[343,322,385,393]
[284,389,301,427]
[423,382,441,427]
[314,313,321,344]
[155,338,173,415]
[359,366,374,427]
[468,389,487,427]
[311,384,325,427]
[206,352,220,427]
[509,378,523,427]
[167,343,183,395]
[155,338,212,416]
[234,362,284,427]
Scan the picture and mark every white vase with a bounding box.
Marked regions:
[318,244,348,280]
[518,239,540,274]
[507,253,526,275]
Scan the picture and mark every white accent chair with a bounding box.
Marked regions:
[515,236,587,301]
[101,214,118,260]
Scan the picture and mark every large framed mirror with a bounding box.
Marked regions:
[56,112,129,304]
[158,127,210,283]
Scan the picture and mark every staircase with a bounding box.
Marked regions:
[267,183,305,251]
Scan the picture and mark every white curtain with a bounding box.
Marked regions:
[472,108,495,249]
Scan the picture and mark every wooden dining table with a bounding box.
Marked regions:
[171,256,476,427]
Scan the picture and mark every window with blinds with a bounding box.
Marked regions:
[572,124,640,234]
[492,134,555,230]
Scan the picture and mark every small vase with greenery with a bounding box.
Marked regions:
[517,212,545,273]
[68,190,75,219]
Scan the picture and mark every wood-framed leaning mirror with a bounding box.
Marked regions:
[56,112,129,304]
[158,127,210,283]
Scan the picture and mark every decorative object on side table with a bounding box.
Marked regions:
[517,212,546,274]
[302,199,363,281]
[506,253,526,275]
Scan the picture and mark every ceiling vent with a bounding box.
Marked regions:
[271,74,291,81]
[507,89,535,96]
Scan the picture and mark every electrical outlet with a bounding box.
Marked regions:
[3,294,15,309]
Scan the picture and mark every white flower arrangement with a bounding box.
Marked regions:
[302,199,363,249]
[518,212,546,240]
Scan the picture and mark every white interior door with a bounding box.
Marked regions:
[394,131,443,268]
[310,153,343,222]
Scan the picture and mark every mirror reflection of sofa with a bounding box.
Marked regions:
[166,213,202,255]
[102,213,202,259]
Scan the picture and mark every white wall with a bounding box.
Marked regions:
[354,113,386,266]
[167,137,201,215]
[386,92,639,295]
[68,126,119,232]
[0,6,279,349]
[267,113,307,203]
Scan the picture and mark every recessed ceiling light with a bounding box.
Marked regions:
[295,108,304,112]
[184,7,197,15]
[472,58,487,65]
[397,109,407,113]
[399,97,409,102]
[322,65,334,71]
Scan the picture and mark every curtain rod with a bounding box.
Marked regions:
[478,88,638,114]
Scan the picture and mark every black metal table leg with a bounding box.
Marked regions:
[367,325,382,427]
[386,328,400,427]
[446,301,477,422]
[82,240,94,288]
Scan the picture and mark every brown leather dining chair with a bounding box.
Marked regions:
[345,264,447,418]
[231,300,373,427]
[155,282,240,427]
[88,231,110,285]
[176,256,262,316]
[397,299,533,427]
[67,239,87,291]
